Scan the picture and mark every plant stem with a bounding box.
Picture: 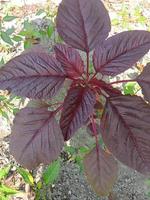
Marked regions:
[86,52,90,80]
[110,79,136,85]
[91,116,99,157]
[90,72,97,80]
[53,104,63,115]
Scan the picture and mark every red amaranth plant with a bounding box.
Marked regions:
[0,0,150,196]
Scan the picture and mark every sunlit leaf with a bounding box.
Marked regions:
[42,159,60,185]
[17,168,34,186]
[0,165,11,180]
[3,15,17,22]
[1,32,13,46]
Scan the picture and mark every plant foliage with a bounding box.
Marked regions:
[0,0,150,197]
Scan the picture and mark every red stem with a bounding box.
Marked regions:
[90,72,97,80]
[91,115,99,157]
[53,104,63,115]
[110,79,136,85]
[86,52,90,80]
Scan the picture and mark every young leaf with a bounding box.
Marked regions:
[0,184,18,195]
[123,82,138,95]
[12,35,22,42]
[84,146,118,196]
[3,15,17,22]
[101,95,150,175]
[0,194,8,200]
[0,166,11,180]
[1,31,13,46]
[17,168,34,186]
[47,25,54,38]
[93,30,150,76]
[6,27,15,35]
[137,63,150,102]
[0,58,5,68]
[54,44,84,78]
[60,86,96,140]
[10,107,64,169]
[91,79,122,97]
[56,0,111,52]
[0,52,66,99]
[42,159,60,185]
[24,40,32,49]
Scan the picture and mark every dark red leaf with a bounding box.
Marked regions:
[54,44,84,78]
[60,86,96,141]
[0,52,65,99]
[137,63,150,102]
[84,146,118,196]
[93,30,150,76]
[10,107,64,170]
[101,95,150,174]
[91,79,122,97]
[56,0,111,52]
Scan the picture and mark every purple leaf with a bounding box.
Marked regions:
[10,107,64,170]
[101,95,150,174]
[84,146,118,196]
[0,52,66,99]
[60,86,96,141]
[91,79,122,97]
[137,63,150,102]
[56,0,111,52]
[54,44,84,78]
[93,30,150,76]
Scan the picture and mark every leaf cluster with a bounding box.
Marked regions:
[0,0,150,197]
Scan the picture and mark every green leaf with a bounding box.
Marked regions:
[75,155,83,172]
[1,32,13,46]
[24,40,32,49]
[123,82,138,95]
[36,9,45,16]
[12,35,22,42]
[6,27,15,35]
[17,168,34,186]
[13,108,20,115]
[0,184,18,195]
[79,146,89,154]
[3,15,17,22]
[0,193,8,200]
[112,19,119,26]
[47,25,54,38]
[145,179,150,186]
[64,146,76,156]
[0,95,6,101]
[0,58,5,67]
[0,166,11,180]
[36,181,42,190]
[42,160,60,186]
[1,111,9,120]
